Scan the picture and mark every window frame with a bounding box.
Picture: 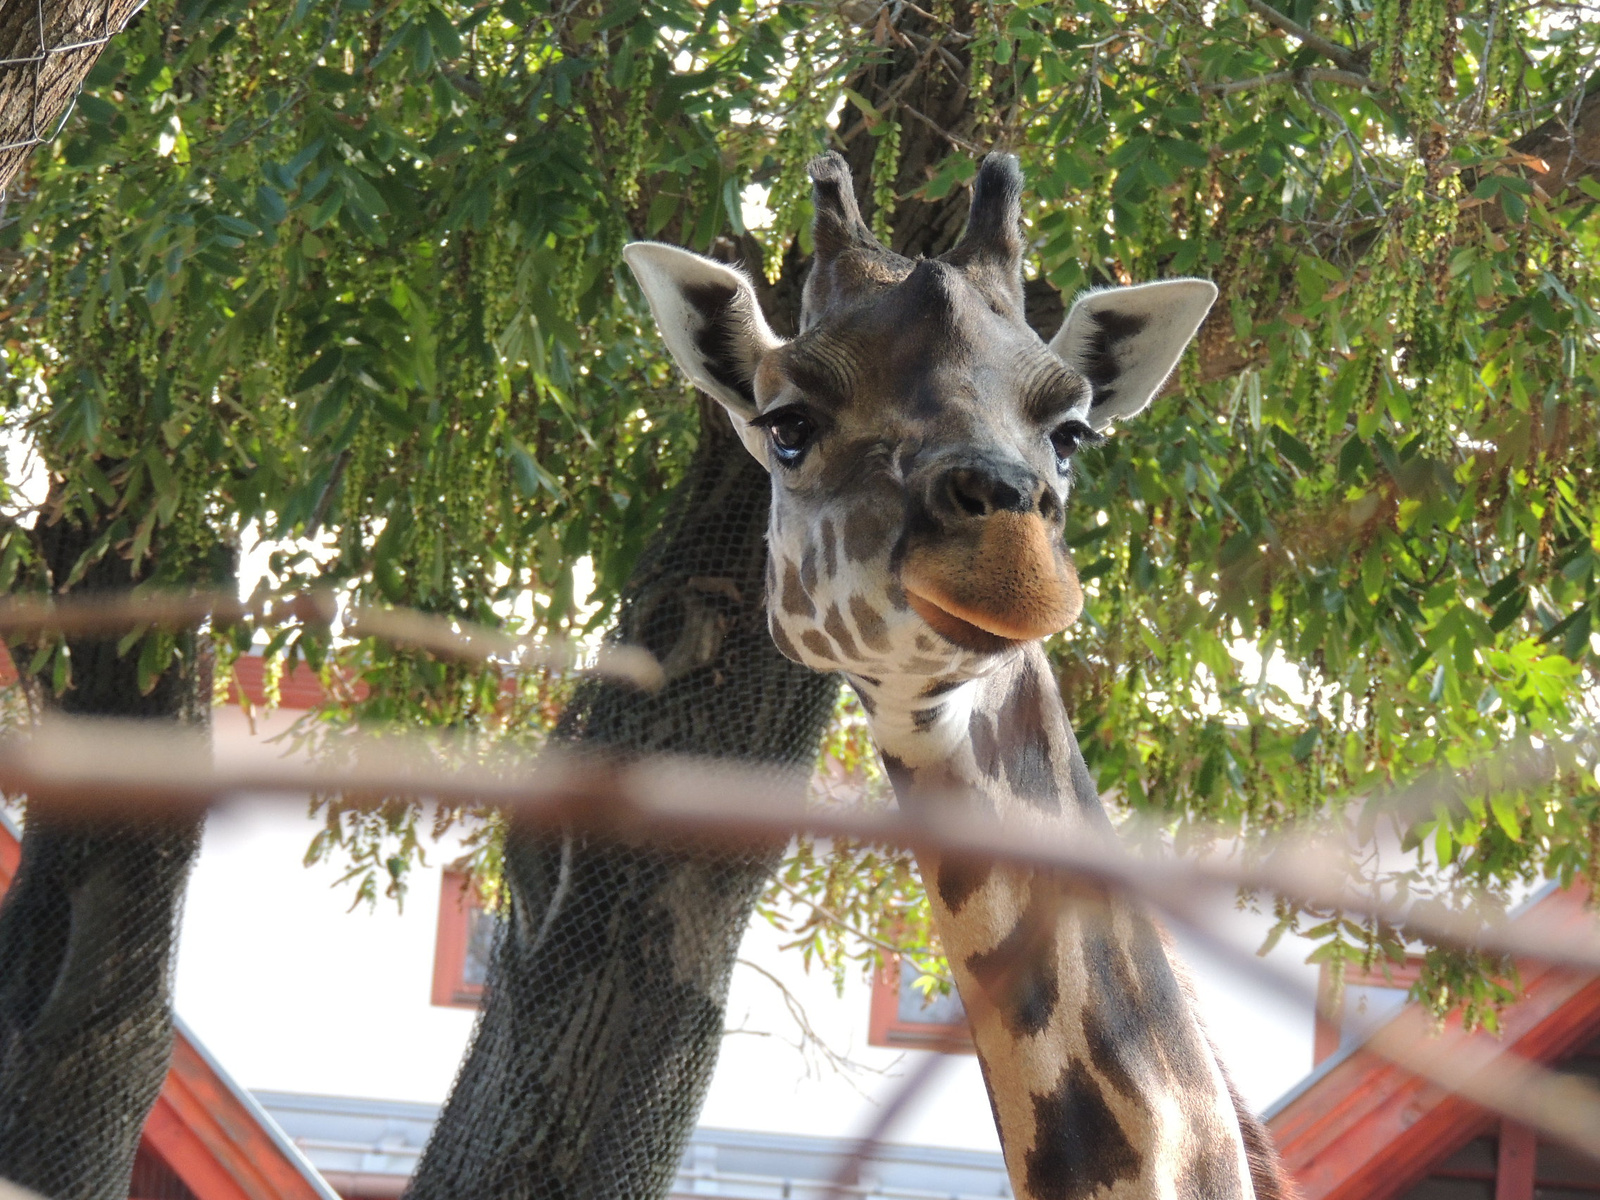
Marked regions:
[431,869,490,1009]
[867,955,974,1055]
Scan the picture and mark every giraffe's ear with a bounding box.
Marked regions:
[624,243,783,456]
[1048,279,1217,431]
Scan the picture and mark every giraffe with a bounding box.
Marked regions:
[624,152,1294,1200]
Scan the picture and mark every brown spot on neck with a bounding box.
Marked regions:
[1024,1060,1142,1200]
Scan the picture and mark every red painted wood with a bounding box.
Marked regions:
[432,869,484,1009]
[0,819,19,890]
[149,1030,330,1200]
[1270,885,1600,1200]
[1496,1122,1537,1200]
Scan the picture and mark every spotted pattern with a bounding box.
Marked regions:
[842,504,892,562]
[997,668,1059,811]
[879,751,915,798]
[821,517,839,579]
[935,856,990,914]
[781,560,814,619]
[970,710,1001,779]
[800,544,820,593]
[799,629,835,661]
[1024,1060,1142,1200]
[823,605,861,661]
[964,880,1060,1039]
[769,618,804,664]
[849,596,891,652]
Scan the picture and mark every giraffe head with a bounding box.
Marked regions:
[625,153,1215,691]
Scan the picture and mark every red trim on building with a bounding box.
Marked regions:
[431,870,487,1010]
[226,655,347,711]
[867,957,974,1055]
[1269,885,1600,1200]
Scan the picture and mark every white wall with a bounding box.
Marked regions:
[172,709,1317,1148]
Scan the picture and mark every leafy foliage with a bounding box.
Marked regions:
[5,0,1600,1023]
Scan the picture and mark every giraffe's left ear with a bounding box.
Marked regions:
[1048,279,1218,431]
[624,242,784,459]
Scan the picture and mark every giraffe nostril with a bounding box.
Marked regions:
[940,465,1034,520]
[947,469,991,517]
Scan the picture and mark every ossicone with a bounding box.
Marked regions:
[808,151,882,261]
[943,152,1026,306]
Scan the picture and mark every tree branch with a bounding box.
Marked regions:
[1243,0,1367,75]
[1201,67,1373,96]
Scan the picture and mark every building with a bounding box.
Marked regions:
[1269,883,1600,1200]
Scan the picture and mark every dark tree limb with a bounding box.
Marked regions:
[1242,0,1369,75]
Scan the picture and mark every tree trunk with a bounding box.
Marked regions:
[0,0,144,195]
[406,402,840,1199]
[0,515,208,1199]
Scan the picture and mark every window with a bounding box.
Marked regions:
[868,956,974,1053]
[432,870,496,1008]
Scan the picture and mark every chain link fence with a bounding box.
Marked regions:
[0,0,148,193]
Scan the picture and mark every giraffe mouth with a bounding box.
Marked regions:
[900,512,1082,651]
[903,589,1021,654]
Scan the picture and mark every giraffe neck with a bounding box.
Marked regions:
[855,645,1257,1200]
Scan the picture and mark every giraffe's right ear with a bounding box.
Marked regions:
[624,243,783,451]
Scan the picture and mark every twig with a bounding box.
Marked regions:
[1298,82,1391,217]
[1243,0,1367,75]
[767,874,948,981]
[735,957,894,1090]
[1202,67,1373,96]
[898,103,985,155]
[821,1051,952,1200]
[1463,0,1501,125]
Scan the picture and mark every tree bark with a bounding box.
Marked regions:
[406,401,840,1200]
[0,0,144,195]
[0,513,208,1199]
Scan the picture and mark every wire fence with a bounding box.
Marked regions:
[2,590,1600,1197]
[0,0,150,201]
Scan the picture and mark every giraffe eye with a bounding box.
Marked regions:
[1049,418,1103,464]
[752,407,818,467]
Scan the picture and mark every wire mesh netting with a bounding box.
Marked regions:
[0,508,212,1200]
[0,0,147,192]
[405,414,841,1199]
[0,627,205,1198]
[0,816,199,1199]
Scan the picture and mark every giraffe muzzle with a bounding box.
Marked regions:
[901,510,1083,650]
